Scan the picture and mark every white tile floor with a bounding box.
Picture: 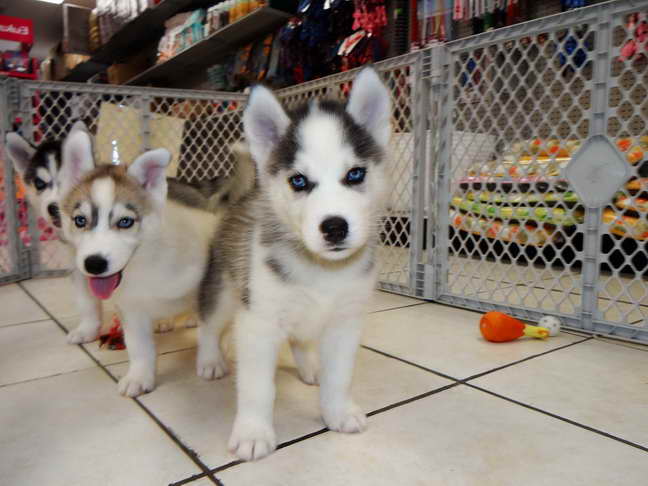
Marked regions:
[2,277,648,486]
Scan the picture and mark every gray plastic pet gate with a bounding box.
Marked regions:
[0,0,646,342]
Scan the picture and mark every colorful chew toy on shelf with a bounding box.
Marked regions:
[479,311,561,343]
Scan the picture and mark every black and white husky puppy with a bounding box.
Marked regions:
[6,132,66,230]
[6,124,111,344]
[198,68,392,461]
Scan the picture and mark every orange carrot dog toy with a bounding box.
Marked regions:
[479,311,561,343]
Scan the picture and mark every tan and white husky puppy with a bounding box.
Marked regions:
[58,128,252,396]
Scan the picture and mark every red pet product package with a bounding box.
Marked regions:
[2,50,31,73]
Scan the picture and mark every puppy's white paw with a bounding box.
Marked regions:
[196,345,228,380]
[67,324,100,344]
[296,363,319,386]
[196,357,228,380]
[153,318,174,333]
[323,402,367,433]
[117,369,155,397]
[228,417,277,461]
[182,314,199,328]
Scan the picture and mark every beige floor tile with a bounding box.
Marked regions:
[0,283,47,327]
[0,320,95,386]
[21,275,79,319]
[178,479,214,486]
[0,368,200,486]
[370,290,423,312]
[218,386,648,486]
[472,339,648,448]
[596,335,648,353]
[363,303,584,379]
[107,345,449,469]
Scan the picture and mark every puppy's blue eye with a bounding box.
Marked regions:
[73,215,87,228]
[289,174,309,192]
[117,217,134,229]
[34,178,47,191]
[345,167,366,185]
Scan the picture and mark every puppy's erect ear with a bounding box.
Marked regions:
[243,85,290,172]
[60,129,95,197]
[127,148,171,206]
[346,68,392,149]
[5,132,36,176]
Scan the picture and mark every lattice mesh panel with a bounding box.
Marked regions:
[277,54,421,294]
[599,8,648,328]
[150,97,244,182]
[0,141,22,281]
[444,23,598,317]
[21,83,245,276]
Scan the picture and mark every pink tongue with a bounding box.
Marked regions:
[88,273,121,300]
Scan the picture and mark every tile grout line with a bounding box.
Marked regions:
[0,367,93,390]
[17,282,224,486]
[466,383,648,454]
[361,345,460,381]
[103,345,200,367]
[0,317,54,329]
[369,301,428,314]
[366,382,461,417]
[170,471,218,486]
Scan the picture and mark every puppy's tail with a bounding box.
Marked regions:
[213,141,257,208]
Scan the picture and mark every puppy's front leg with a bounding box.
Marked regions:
[67,269,103,344]
[117,308,156,397]
[290,340,319,385]
[319,317,366,433]
[228,310,282,461]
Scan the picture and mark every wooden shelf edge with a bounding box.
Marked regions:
[62,0,196,83]
[126,6,291,87]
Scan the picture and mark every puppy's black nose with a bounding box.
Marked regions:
[85,255,108,275]
[320,216,348,244]
[47,203,59,218]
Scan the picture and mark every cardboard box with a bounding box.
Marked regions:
[106,46,154,84]
[107,62,141,84]
[62,4,92,54]
[49,43,90,80]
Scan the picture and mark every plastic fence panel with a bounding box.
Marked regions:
[436,10,605,323]
[0,79,30,284]
[597,5,648,334]
[149,96,244,183]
